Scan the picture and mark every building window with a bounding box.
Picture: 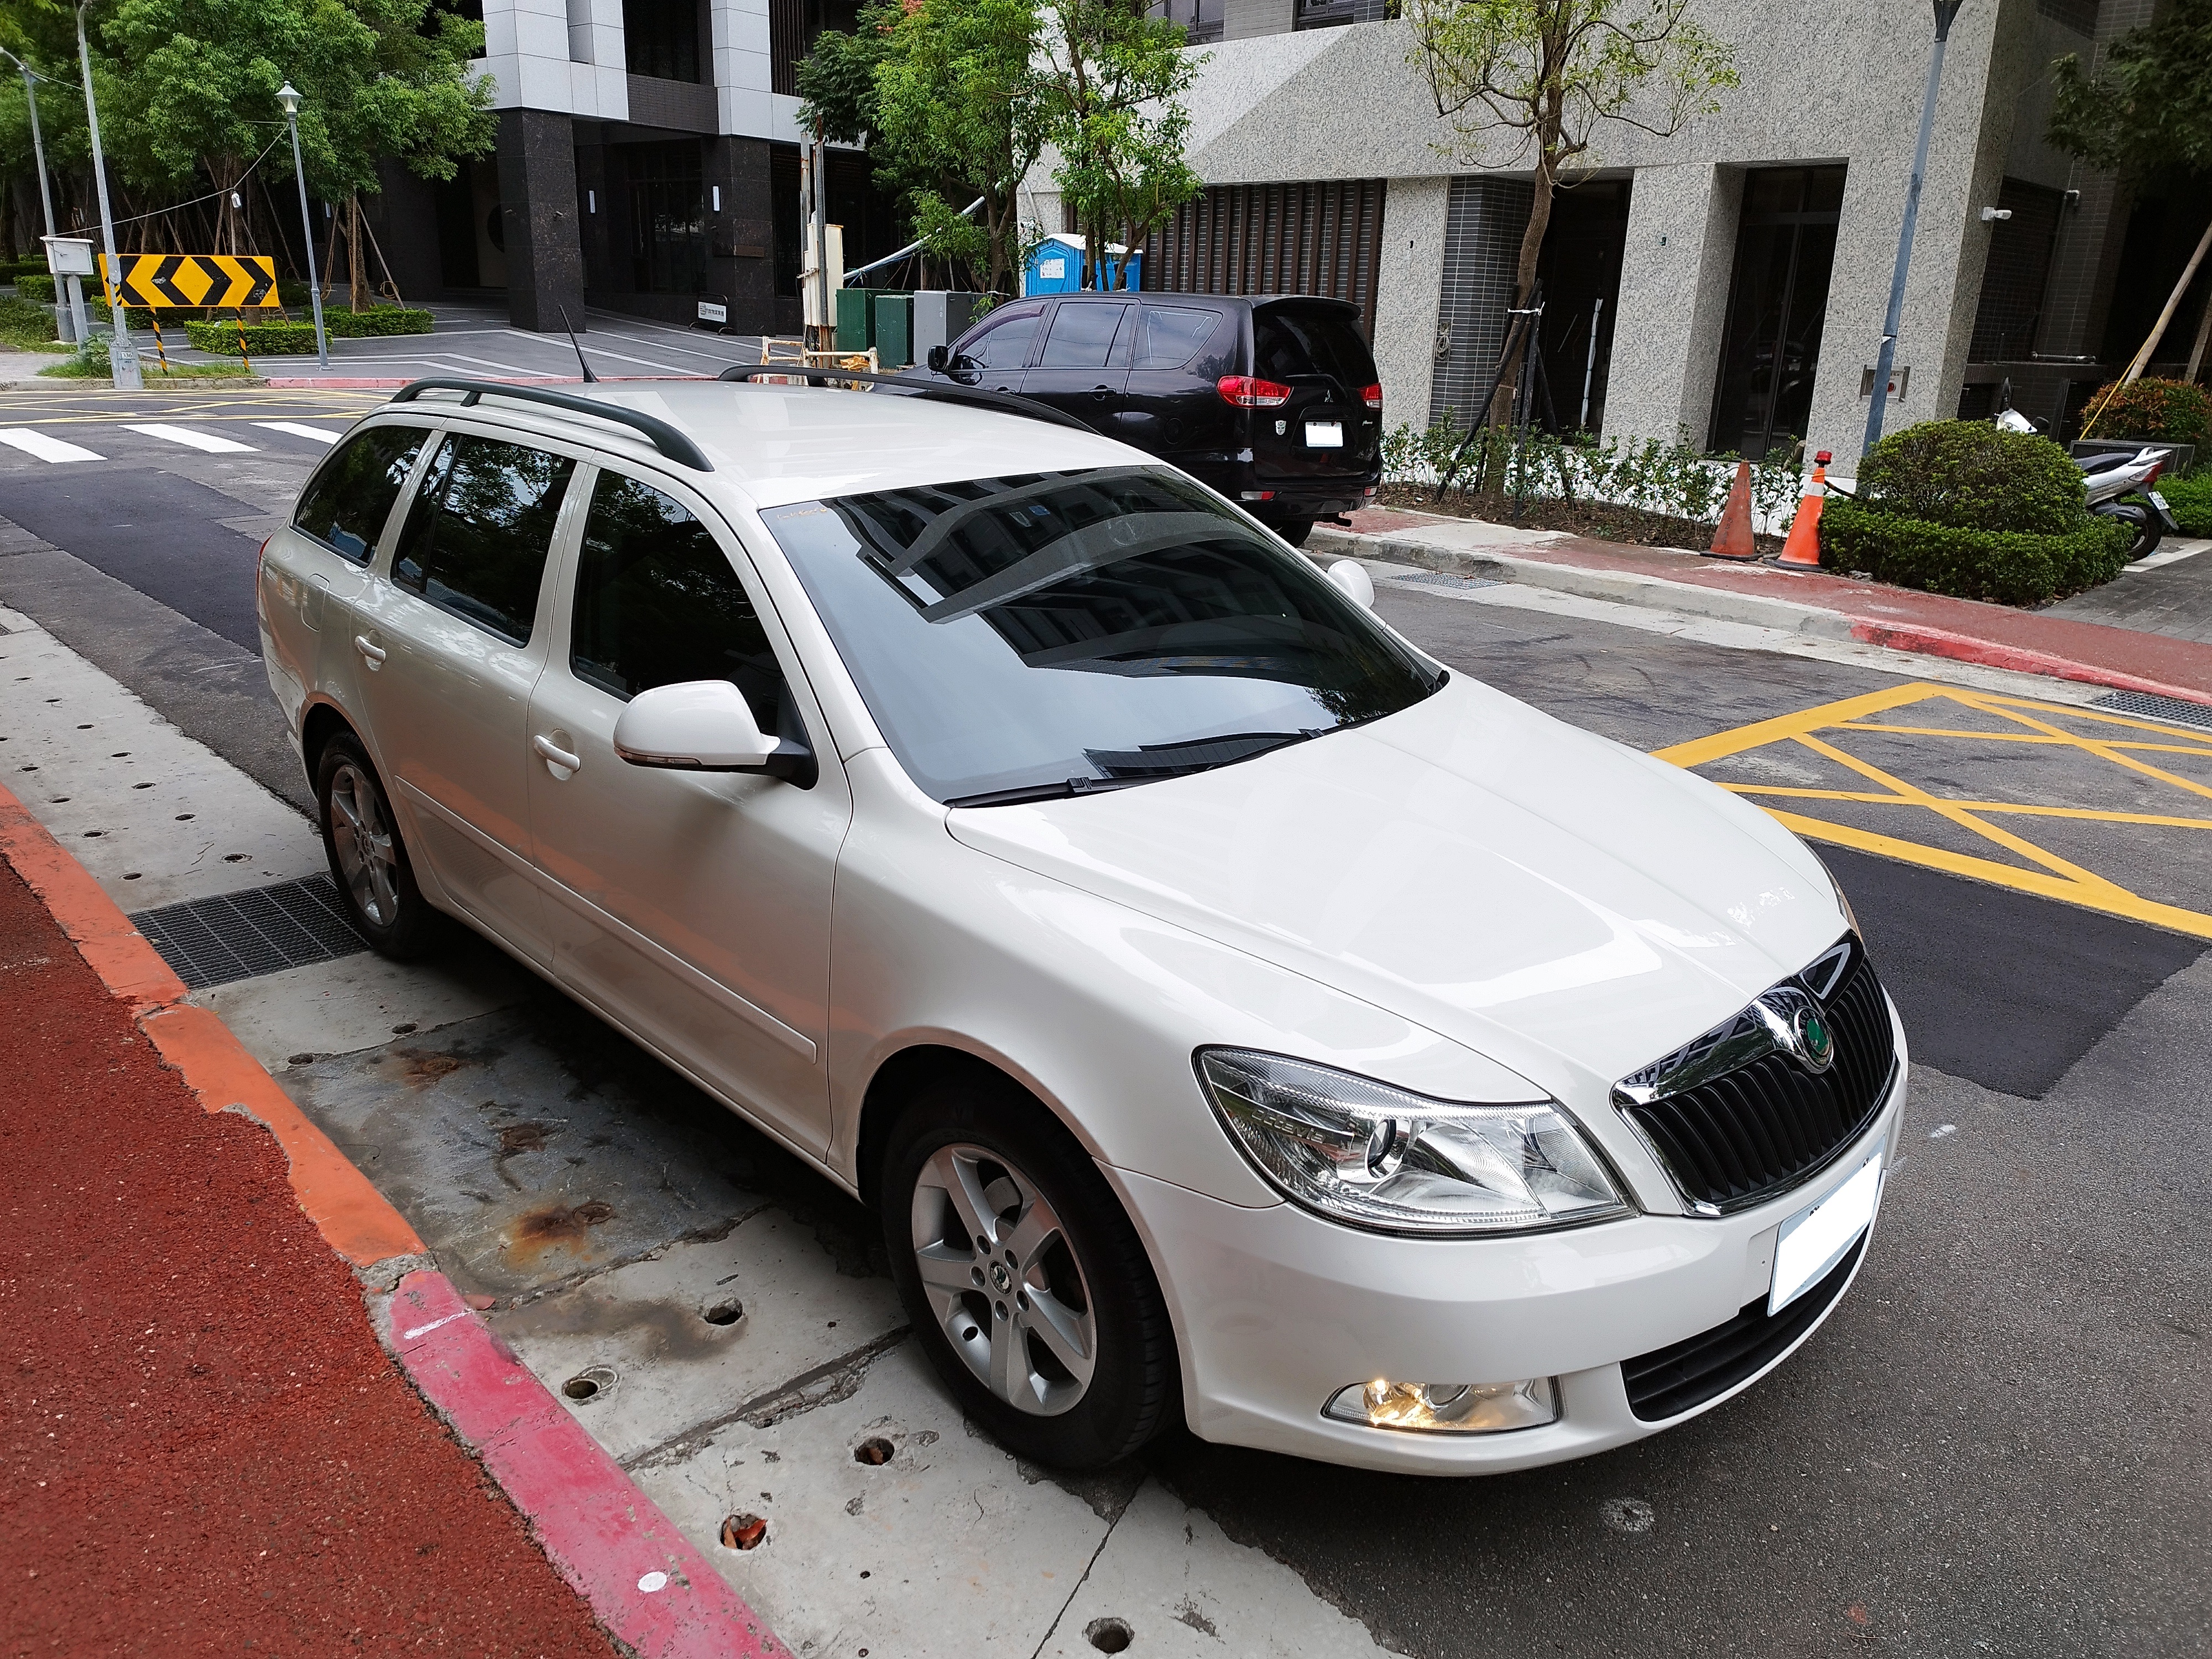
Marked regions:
[1708,166,1845,462]
[1968,179,2067,363]
[1151,0,1223,44]
[628,140,707,294]
[772,0,861,98]
[625,0,702,82]
[1295,0,1390,29]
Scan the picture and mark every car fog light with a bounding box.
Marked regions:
[1323,1376,1558,1435]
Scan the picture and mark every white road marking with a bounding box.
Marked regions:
[403,1310,471,1340]
[0,427,104,463]
[2124,538,2210,572]
[123,423,257,455]
[253,421,342,445]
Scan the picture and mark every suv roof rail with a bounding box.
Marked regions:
[717,365,1097,435]
[390,378,714,472]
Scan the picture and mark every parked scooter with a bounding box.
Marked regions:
[1996,407,2180,562]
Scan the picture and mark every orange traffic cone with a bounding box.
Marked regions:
[1708,460,1757,560]
[1775,451,1831,570]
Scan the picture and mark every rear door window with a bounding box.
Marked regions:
[1134,306,1222,369]
[568,470,787,733]
[1254,307,1377,393]
[392,434,575,646]
[1038,302,1130,368]
[292,425,427,565]
[964,304,1045,370]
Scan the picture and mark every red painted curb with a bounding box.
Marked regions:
[389,1272,792,1659]
[1846,619,2212,708]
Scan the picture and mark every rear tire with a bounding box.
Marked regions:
[2099,500,2161,563]
[1269,517,1317,549]
[880,1075,1176,1469]
[315,732,441,961]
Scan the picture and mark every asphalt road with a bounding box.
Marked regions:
[2,391,2206,1658]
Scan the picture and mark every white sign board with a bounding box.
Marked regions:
[42,235,95,278]
[1039,258,1066,280]
[697,299,728,324]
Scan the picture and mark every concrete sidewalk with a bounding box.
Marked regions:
[1318,507,2212,705]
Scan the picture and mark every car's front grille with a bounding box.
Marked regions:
[1617,943,1896,1212]
[1621,1234,1865,1421]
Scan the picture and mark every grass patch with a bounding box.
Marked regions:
[36,357,255,380]
[0,295,68,352]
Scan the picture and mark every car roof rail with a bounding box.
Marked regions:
[717,365,1099,435]
[390,378,714,472]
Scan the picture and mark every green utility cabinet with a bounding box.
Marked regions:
[834,287,881,351]
[873,293,914,369]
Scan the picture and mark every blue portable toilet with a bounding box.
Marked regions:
[1022,233,1141,296]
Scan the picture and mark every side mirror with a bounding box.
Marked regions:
[926,344,951,374]
[612,681,815,784]
[1327,559,1375,609]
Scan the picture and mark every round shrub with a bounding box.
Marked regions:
[1854,420,2087,534]
[1819,495,2131,606]
[2081,377,2211,445]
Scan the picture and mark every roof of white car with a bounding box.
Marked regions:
[389,379,1143,510]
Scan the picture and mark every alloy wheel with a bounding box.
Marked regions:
[910,1143,1097,1416]
[328,760,402,928]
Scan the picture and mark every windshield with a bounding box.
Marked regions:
[763,468,1442,805]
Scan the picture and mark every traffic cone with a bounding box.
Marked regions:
[1775,451,1831,570]
[1708,460,1757,560]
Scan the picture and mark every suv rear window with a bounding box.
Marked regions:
[293,425,426,565]
[1254,307,1376,393]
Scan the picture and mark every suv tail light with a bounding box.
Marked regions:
[1218,375,1291,408]
[1359,383,1383,411]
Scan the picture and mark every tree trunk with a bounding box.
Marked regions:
[347,195,364,312]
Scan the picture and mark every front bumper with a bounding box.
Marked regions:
[1113,1056,1907,1475]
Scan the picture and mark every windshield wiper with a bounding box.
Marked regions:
[1084,729,1322,778]
[944,775,1160,808]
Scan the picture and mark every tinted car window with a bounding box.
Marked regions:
[966,305,1044,369]
[568,471,785,733]
[1254,307,1378,392]
[293,425,426,565]
[393,435,574,646]
[1134,306,1221,369]
[1039,302,1129,369]
[763,468,1441,803]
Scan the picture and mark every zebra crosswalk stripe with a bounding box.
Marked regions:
[253,422,342,445]
[0,428,103,463]
[123,423,257,455]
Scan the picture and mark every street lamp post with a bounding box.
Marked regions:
[74,1,140,389]
[0,49,71,345]
[1862,0,1965,457]
[277,81,331,371]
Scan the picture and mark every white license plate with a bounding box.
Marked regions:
[2149,489,2169,511]
[1768,1147,1883,1314]
[1305,421,1344,448]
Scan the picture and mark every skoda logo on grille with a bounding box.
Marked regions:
[1792,1006,1836,1072]
[1746,988,1838,1076]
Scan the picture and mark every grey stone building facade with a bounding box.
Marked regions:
[1090,0,2210,461]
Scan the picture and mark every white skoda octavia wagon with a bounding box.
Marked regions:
[258,374,1907,1474]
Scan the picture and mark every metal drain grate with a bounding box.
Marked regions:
[1391,569,1500,589]
[2090,691,2212,733]
[131,874,367,990]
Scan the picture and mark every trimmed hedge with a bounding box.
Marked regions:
[1819,495,2132,605]
[2162,472,2212,537]
[184,307,434,354]
[1855,419,2088,533]
[15,273,54,301]
[2083,377,2211,445]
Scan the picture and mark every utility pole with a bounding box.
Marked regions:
[75,1,142,389]
[277,82,331,371]
[1863,0,1964,456]
[1,49,72,346]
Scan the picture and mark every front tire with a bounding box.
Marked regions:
[880,1076,1176,1469]
[315,731,440,960]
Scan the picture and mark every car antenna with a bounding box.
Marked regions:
[559,306,597,383]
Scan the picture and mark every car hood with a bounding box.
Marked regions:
[944,674,1844,1106]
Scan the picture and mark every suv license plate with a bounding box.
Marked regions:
[1768,1147,1883,1314]
[1305,421,1344,448]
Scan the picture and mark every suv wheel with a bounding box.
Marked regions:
[316,732,440,959]
[1270,517,1316,549]
[881,1077,1176,1469]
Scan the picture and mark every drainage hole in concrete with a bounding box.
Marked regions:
[561,1366,617,1403]
[175,813,194,821]
[132,781,153,789]
[853,1437,894,1466]
[720,1513,768,1551]
[222,853,249,863]
[1085,1618,1134,1652]
[702,1298,744,1327]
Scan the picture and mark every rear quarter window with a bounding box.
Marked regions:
[292,425,427,565]
[1134,306,1223,369]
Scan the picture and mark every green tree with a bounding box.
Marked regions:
[1403,0,1736,429]
[1036,0,1203,290]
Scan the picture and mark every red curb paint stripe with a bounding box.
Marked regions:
[389,1272,792,1659]
[1846,620,2212,708]
[0,776,793,1657]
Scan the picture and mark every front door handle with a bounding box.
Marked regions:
[1090,385,1113,400]
[533,733,582,773]
[353,634,386,667]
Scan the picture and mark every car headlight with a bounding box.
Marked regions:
[1196,1048,1632,1235]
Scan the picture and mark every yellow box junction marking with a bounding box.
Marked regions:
[97,253,279,309]
[1656,682,2212,941]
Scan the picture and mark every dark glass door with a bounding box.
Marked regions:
[626,140,707,295]
[1708,168,1845,460]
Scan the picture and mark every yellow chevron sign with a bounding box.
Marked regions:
[98,253,280,309]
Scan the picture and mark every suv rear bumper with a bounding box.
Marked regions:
[1177,451,1378,521]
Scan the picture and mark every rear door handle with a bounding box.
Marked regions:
[533,733,582,773]
[1089,386,1113,400]
[353,634,386,667]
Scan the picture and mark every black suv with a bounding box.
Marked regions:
[921,293,1381,545]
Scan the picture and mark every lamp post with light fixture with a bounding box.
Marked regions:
[278,81,331,371]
